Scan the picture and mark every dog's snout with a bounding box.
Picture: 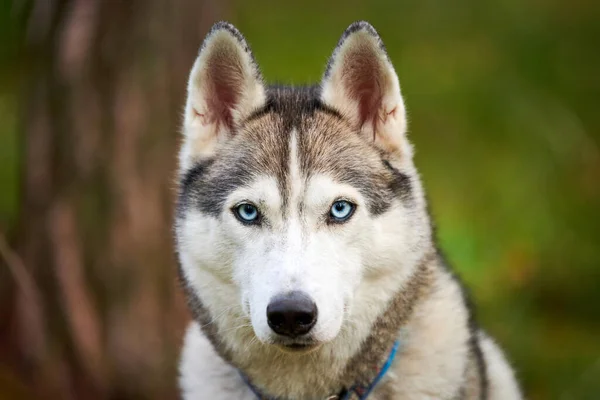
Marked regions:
[266,291,317,338]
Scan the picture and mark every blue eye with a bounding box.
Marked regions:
[329,200,355,222]
[234,203,260,224]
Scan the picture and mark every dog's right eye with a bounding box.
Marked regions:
[328,200,356,224]
[233,203,261,224]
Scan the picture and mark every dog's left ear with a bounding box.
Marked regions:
[321,22,410,157]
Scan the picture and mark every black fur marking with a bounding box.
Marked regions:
[177,151,265,219]
[332,168,394,216]
[462,287,489,400]
[246,85,343,125]
[177,158,215,218]
[470,332,489,400]
[199,155,264,217]
[383,160,413,203]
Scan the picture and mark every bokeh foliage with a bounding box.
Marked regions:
[1,0,599,399]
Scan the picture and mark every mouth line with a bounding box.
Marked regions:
[286,342,313,349]
[273,340,321,353]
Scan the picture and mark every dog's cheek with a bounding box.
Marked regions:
[361,204,415,274]
[179,212,237,277]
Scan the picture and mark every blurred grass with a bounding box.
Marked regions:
[2,0,600,398]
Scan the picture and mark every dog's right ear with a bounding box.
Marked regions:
[181,22,265,167]
[321,22,410,159]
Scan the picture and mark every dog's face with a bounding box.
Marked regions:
[177,22,427,352]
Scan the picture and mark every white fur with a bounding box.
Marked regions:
[179,322,255,400]
[480,332,523,400]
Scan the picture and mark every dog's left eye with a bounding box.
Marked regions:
[233,203,260,224]
[329,200,355,223]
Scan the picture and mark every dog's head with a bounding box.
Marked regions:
[176,22,430,352]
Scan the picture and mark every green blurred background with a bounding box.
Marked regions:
[1,0,599,399]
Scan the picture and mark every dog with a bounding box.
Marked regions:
[175,21,522,399]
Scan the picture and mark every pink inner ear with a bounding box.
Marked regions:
[343,49,383,136]
[206,59,244,131]
[210,79,237,130]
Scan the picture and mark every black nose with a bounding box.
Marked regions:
[266,291,318,338]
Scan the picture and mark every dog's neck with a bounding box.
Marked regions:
[334,252,434,392]
[179,251,435,399]
[241,339,402,400]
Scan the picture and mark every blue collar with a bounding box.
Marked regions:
[240,340,401,400]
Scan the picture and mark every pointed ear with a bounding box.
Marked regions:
[181,22,265,165]
[321,22,410,157]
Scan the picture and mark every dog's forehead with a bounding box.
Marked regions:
[243,89,393,198]
[180,87,409,218]
[240,86,382,178]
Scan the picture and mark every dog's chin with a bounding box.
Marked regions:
[260,326,343,355]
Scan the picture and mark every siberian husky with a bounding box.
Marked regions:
[175,21,522,399]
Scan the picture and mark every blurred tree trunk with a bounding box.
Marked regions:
[9,1,225,398]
